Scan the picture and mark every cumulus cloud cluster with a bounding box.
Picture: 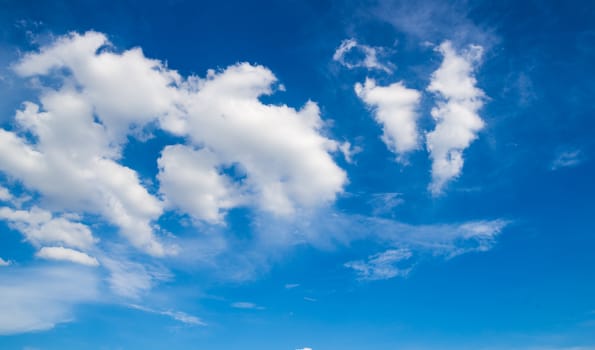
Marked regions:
[352,40,485,193]
[0,31,503,336]
[158,63,347,217]
[0,31,347,259]
[0,32,351,333]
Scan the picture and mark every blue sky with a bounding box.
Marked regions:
[0,0,594,349]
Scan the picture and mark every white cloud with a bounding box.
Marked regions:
[161,62,348,216]
[381,218,507,257]
[333,38,393,73]
[228,207,508,283]
[343,217,507,280]
[14,31,182,143]
[296,347,313,350]
[0,186,11,201]
[3,31,206,256]
[128,304,206,326]
[0,265,99,335]
[245,206,506,281]
[368,192,404,216]
[374,0,496,48]
[231,301,265,310]
[0,257,11,266]
[160,310,205,326]
[36,246,99,266]
[285,283,300,289]
[157,145,241,223]
[345,248,413,281]
[551,149,583,170]
[2,31,348,255]
[426,41,485,194]
[0,206,96,250]
[355,78,421,161]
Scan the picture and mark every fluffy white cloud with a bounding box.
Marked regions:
[36,246,99,266]
[0,186,11,201]
[0,265,99,334]
[157,145,241,223]
[0,206,96,250]
[345,248,413,280]
[14,31,182,142]
[333,38,393,73]
[2,32,183,256]
[426,41,485,194]
[160,63,348,216]
[0,258,11,266]
[355,78,421,161]
[2,31,348,256]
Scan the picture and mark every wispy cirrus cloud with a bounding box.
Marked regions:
[0,265,100,335]
[550,148,584,170]
[231,302,265,310]
[343,217,507,281]
[345,248,413,281]
[102,257,171,299]
[128,304,206,326]
[333,38,394,73]
[374,0,497,48]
